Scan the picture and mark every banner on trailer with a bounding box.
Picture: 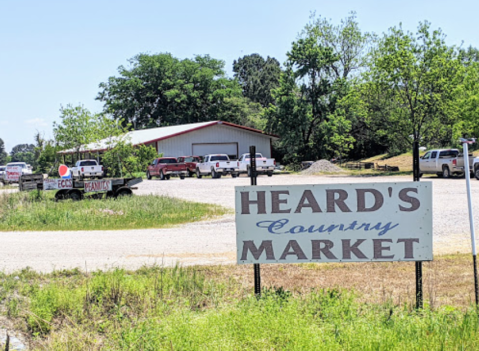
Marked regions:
[235,182,433,264]
[43,178,73,191]
[84,179,112,193]
[5,166,22,182]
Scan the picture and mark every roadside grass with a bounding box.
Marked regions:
[0,191,229,231]
[0,184,18,190]
[1,254,479,350]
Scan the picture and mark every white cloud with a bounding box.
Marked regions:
[25,118,49,127]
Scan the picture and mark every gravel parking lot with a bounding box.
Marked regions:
[0,173,478,272]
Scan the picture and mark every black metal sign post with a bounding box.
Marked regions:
[413,141,423,309]
[249,145,261,296]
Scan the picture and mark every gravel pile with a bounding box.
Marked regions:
[301,160,345,174]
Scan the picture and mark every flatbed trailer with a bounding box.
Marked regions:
[19,174,142,200]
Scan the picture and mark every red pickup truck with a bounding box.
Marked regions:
[146,157,187,180]
[176,156,202,177]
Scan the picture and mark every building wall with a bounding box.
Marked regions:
[157,124,272,158]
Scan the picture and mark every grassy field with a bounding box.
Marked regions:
[1,255,479,350]
[0,191,228,231]
[0,184,18,190]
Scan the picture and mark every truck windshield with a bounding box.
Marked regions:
[245,153,263,159]
[211,156,228,161]
[80,161,97,166]
[8,163,26,168]
[0,167,5,171]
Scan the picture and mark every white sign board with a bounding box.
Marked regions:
[5,166,22,182]
[235,182,432,264]
[43,178,73,191]
[84,179,112,193]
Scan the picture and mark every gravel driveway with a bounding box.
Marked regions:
[0,174,478,272]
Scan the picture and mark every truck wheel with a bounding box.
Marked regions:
[211,168,218,179]
[166,175,171,180]
[116,188,132,197]
[146,171,152,180]
[160,170,165,180]
[247,167,251,177]
[55,189,68,201]
[267,171,273,177]
[475,167,479,180]
[231,173,237,178]
[436,172,443,178]
[67,190,82,201]
[442,166,451,178]
[180,174,185,180]
[188,170,194,177]
[196,168,202,179]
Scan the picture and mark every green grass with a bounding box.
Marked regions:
[0,191,228,231]
[1,266,479,350]
[0,184,18,189]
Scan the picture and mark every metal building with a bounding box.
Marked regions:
[59,121,279,160]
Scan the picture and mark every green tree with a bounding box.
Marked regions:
[364,22,463,150]
[10,144,35,164]
[136,144,157,173]
[0,138,7,164]
[97,53,243,129]
[53,105,102,154]
[265,36,348,163]
[232,54,282,107]
[216,96,265,130]
[303,12,377,80]
[266,13,376,164]
[459,46,479,67]
[53,104,127,153]
[453,61,479,142]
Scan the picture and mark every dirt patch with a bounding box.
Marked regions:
[206,254,477,308]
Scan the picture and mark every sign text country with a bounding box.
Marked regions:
[84,180,112,193]
[43,179,73,191]
[235,182,433,264]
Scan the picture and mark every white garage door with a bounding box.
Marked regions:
[193,143,238,159]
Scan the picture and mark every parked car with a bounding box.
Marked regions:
[71,160,104,180]
[147,157,187,180]
[196,154,239,179]
[176,156,202,177]
[237,153,275,177]
[419,149,474,178]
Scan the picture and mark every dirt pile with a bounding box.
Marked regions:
[301,160,345,174]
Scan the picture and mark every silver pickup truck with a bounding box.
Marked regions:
[473,157,479,180]
[420,149,474,178]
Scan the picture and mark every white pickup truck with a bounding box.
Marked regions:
[419,149,474,178]
[71,159,104,180]
[238,153,275,177]
[195,154,239,179]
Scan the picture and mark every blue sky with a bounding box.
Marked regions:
[1,0,478,153]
